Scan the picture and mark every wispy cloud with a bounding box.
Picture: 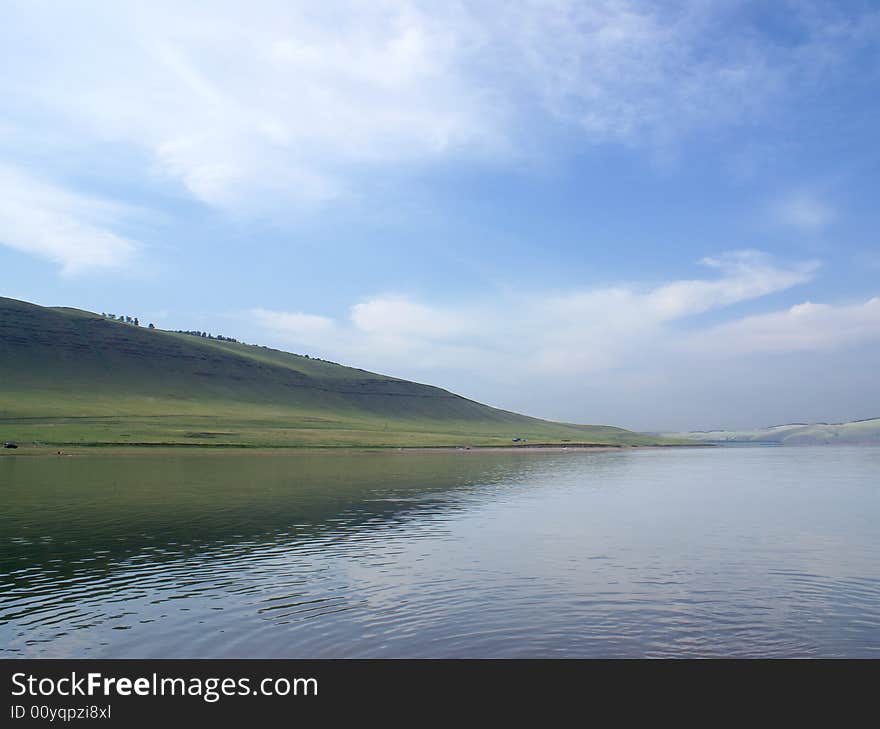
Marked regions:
[2,1,503,212]
[0,165,139,275]
[487,0,782,147]
[3,1,877,213]
[690,297,880,356]
[250,308,336,342]
[248,251,880,429]
[250,250,820,378]
[772,190,837,232]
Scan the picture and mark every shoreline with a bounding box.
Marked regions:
[0,442,711,457]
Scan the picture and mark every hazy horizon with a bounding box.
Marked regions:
[2,1,879,431]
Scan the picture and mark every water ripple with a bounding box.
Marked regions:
[2,446,880,657]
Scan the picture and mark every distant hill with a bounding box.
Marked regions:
[665,418,880,445]
[0,296,670,448]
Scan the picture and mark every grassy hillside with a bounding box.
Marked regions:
[0,296,669,448]
[665,418,880,445]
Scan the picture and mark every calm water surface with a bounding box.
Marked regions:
[1,446,878,657]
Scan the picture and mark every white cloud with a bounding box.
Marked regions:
[251,250,820,378]
[773,190,837,231]
[248,253,880,429]
[351,296,468,339]
[250,308,336,345]
[0,165,138,274]
[3,1,875,212]
[649,250,819,319]
[487,1,775,147]
[2,1,501,211]
[691,298,880,356]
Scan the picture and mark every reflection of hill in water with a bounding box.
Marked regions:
[5,448,879,659]
[0,452,567,592]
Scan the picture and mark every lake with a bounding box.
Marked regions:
[2,446,879,657]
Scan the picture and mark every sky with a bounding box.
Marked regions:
[1,0,879,431]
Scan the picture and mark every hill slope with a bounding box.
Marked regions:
[665,419,880,445]
[0,297,666,448]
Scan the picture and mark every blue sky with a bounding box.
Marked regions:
[1,0,879,430]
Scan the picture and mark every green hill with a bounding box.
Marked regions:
[0,296,667,449]
[664,418,880,445]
